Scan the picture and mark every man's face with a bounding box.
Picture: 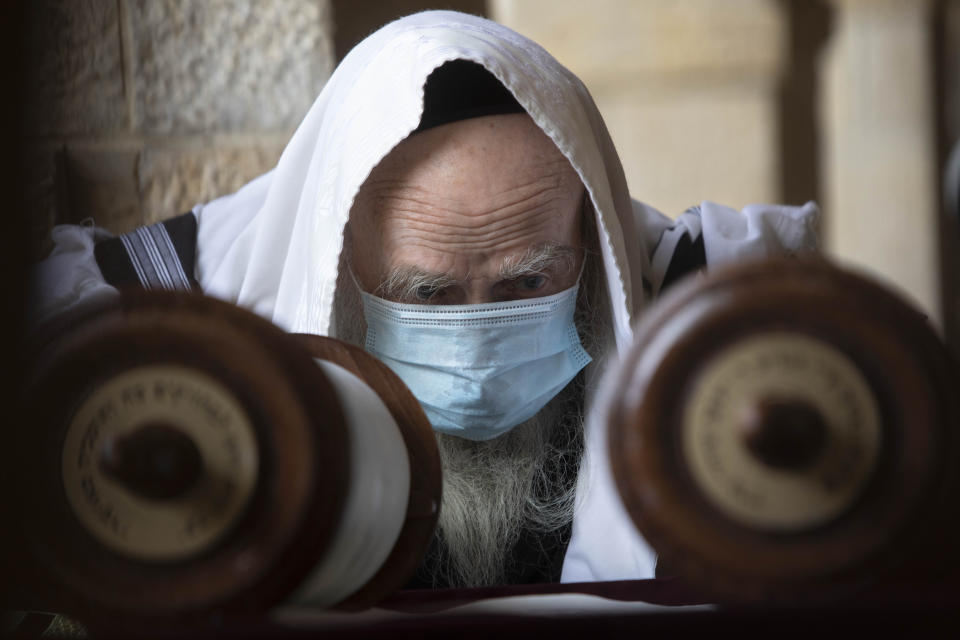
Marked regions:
[350,114,585,304]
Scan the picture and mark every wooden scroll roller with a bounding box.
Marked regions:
[14,290,441,625]
[605,256,959,603]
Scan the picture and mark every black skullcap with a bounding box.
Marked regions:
[414,60,526,133]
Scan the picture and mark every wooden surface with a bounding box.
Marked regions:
[606,257,960,603]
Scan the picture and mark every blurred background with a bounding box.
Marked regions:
[8,0,959,350]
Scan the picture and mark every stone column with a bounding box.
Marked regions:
[490,0,788,216]
[820,0,940,325]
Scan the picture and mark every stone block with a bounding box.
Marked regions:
[62,147,143,234]
[490,0,786,86]
[595,86,779,216]
[138,142,285,224]
[21,0,128,135]
[128,0,334,134]
[23,145,145,255]
[21,145,61,260]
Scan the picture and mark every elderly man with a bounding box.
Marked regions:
[32,11,817,589]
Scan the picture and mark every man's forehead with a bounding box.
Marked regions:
[367,113,580,193]
[347,112,587,296]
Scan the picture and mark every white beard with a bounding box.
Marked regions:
[423,379,584,587]
[332,228,610,588]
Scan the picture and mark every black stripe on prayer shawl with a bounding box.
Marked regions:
[660,230,706,292]
[653,205,707,296]
[95,212,199,291]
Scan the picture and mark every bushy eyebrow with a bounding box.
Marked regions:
[375,243,578,302]
[498,243,578,280]
[375,265,459,302]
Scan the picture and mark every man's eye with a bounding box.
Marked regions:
[415,285,439,300]
[517,275,546,291]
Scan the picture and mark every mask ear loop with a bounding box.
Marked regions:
[347,265,367,296]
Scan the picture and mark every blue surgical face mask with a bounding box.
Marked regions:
[360,284,592,441]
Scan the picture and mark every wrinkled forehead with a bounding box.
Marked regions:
[362,113,583,203]
[346,113,588,301]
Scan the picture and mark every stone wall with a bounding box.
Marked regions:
[21,0,334,256]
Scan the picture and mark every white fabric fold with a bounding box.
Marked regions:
[561,344,659,582]
[700,200,820,267]
[29,224,119,326]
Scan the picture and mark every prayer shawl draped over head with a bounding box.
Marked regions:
[37,10,817,582]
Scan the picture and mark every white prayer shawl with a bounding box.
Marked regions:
[30,10,819,583]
